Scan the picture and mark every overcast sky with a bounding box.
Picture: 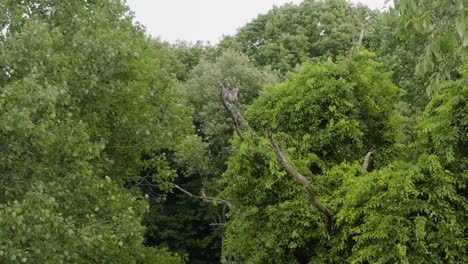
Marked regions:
[125,0,392,44]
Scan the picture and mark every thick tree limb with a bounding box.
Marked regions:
[350,8,357,58]
[357,16,366,48]
[266,131,333,233]
[216,79,334,232]
[361,151,372,171]
[219,88,244,139]
[174,184,232,208]
[350,8,367,61]
[216,80,252,139]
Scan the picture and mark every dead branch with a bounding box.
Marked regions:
[350,8,367,61]
[361,151,372,171]
[216,79,334,232]
[266,130,333,233]
[357,15,366,48]
[209,223,226,226]
[350,8,357,59]
[216,80,252,139]
[174,184,232,208]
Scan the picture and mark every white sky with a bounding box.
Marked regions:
[125,0,392,44]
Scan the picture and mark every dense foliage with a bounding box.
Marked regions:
[0,0,466,263]
[220,0,375,74]
[0,0,187,262]
[220,52,401,263]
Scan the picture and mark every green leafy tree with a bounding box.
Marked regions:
[367,9,428,109]
[329,63,467,263]
[171,41,217,81]
[394,0,466,94]
[0,0,189,262]
[143,50,278,263]
[144,178,224,264]
[331,160,466,263]
[327,3,468,263]
[182,50,278,174]
[221,52,400,263]
[220,53,466,264]
[220,0,376,74]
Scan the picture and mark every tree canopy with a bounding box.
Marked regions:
[0,0,466,263]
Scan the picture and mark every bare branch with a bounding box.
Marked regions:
[350,8,357,59]
[266,130,333,233]
[216,80,252,139]
[209,223,226,226]
[174,184,232,208]
[350,8,367,61]
[357,16,366,48]
[361,151,372,171]
[215,79,334,232]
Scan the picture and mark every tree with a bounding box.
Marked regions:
[331,160,466,263]
[329,62,467,263]
[220,52,400,263]
[143,50,278,263]
[181,50,278,174]
[219,0,376,74]
[0,0,187,262]
[171,41,217,81]
[394,0,466,94]
[329,2,468,263]
[218,52,467,264]
[367,9,428,109]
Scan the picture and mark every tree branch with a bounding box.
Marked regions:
[266,130,333,233]
[174,184,232,208]
[215,79,334,232]
[350,8,367,61]
[216,80,252,139]
[357,15,366,48]
[361,151,372,171]
[350,8,357,60]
